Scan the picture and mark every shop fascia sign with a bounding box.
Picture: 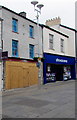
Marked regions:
[56,58,68,63]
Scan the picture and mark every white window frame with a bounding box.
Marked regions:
[29,25,34,38]
[49,34,54,50]
[61,38,64,53]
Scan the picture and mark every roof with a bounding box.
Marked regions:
[41,24,69,38]
[0,5,38,25]
[60,24,77,32]
[0,6,75,37]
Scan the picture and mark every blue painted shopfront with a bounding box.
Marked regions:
[43,53,76,84]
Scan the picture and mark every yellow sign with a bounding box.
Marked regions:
[38,57,41,60]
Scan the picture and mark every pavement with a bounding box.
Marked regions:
[2,80,76,118]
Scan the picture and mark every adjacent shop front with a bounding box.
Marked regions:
[43,53,76,84]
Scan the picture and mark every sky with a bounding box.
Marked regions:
[0,0,76,28]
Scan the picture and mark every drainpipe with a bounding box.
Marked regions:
[41,25,44,84]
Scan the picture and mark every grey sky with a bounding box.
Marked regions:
[0,0,76,28]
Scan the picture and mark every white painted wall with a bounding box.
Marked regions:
[60,27,75,57]
[0,6,44,88]
[51,25,76,57]
[0,7,43,59]
[43,27,69,57]
[75,1,77,30]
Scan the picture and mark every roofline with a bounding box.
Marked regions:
[0,5,38,25]
[0,6,74,36]
[60,24,77,32]
[41,24,69,38]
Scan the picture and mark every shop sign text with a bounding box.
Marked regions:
[56,58,68,63]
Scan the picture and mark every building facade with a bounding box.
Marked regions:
[0,6,43,59]
[0,6,76,89]
[0,6,43,90]
[42,18,76,84]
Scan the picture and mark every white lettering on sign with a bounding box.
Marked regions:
[56,58,68,63]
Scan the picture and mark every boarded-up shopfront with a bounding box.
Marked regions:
[5,61,38,90]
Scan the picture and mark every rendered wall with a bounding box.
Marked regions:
[0,8,43,59]
[43,27,69,57]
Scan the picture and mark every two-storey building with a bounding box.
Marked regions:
[42,17,76,84]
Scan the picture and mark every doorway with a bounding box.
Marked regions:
[55,65,64,81]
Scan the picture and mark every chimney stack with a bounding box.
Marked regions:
[19,12,26,18]
[45,17,61,27]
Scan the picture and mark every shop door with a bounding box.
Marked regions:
[56,65,63,81]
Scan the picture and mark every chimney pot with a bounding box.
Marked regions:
[19,12,26,18]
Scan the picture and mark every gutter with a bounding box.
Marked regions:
[40,24,69,38]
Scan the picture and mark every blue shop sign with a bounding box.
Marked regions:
[44,53,75,65]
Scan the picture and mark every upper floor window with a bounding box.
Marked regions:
[61,39,64,52]
[12,40,18,57]
[49,34,54,50]
[29,44,34,59]
[12,18,18,33]
[29,25,34,38]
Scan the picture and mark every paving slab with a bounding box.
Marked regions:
[2,80,75,118]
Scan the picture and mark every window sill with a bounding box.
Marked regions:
[12,55,19,58]
[49,48,55,51]
[29,58,34,60]
[29,37,35,39]
[12,31,19,34]
[61,51,65,53]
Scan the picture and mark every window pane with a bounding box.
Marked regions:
[61,39,64,52]
[29,44,34,58]
[29,25,34,38]
[12,40,18,57]
[12,19,18,32]
[49,34,54,49]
